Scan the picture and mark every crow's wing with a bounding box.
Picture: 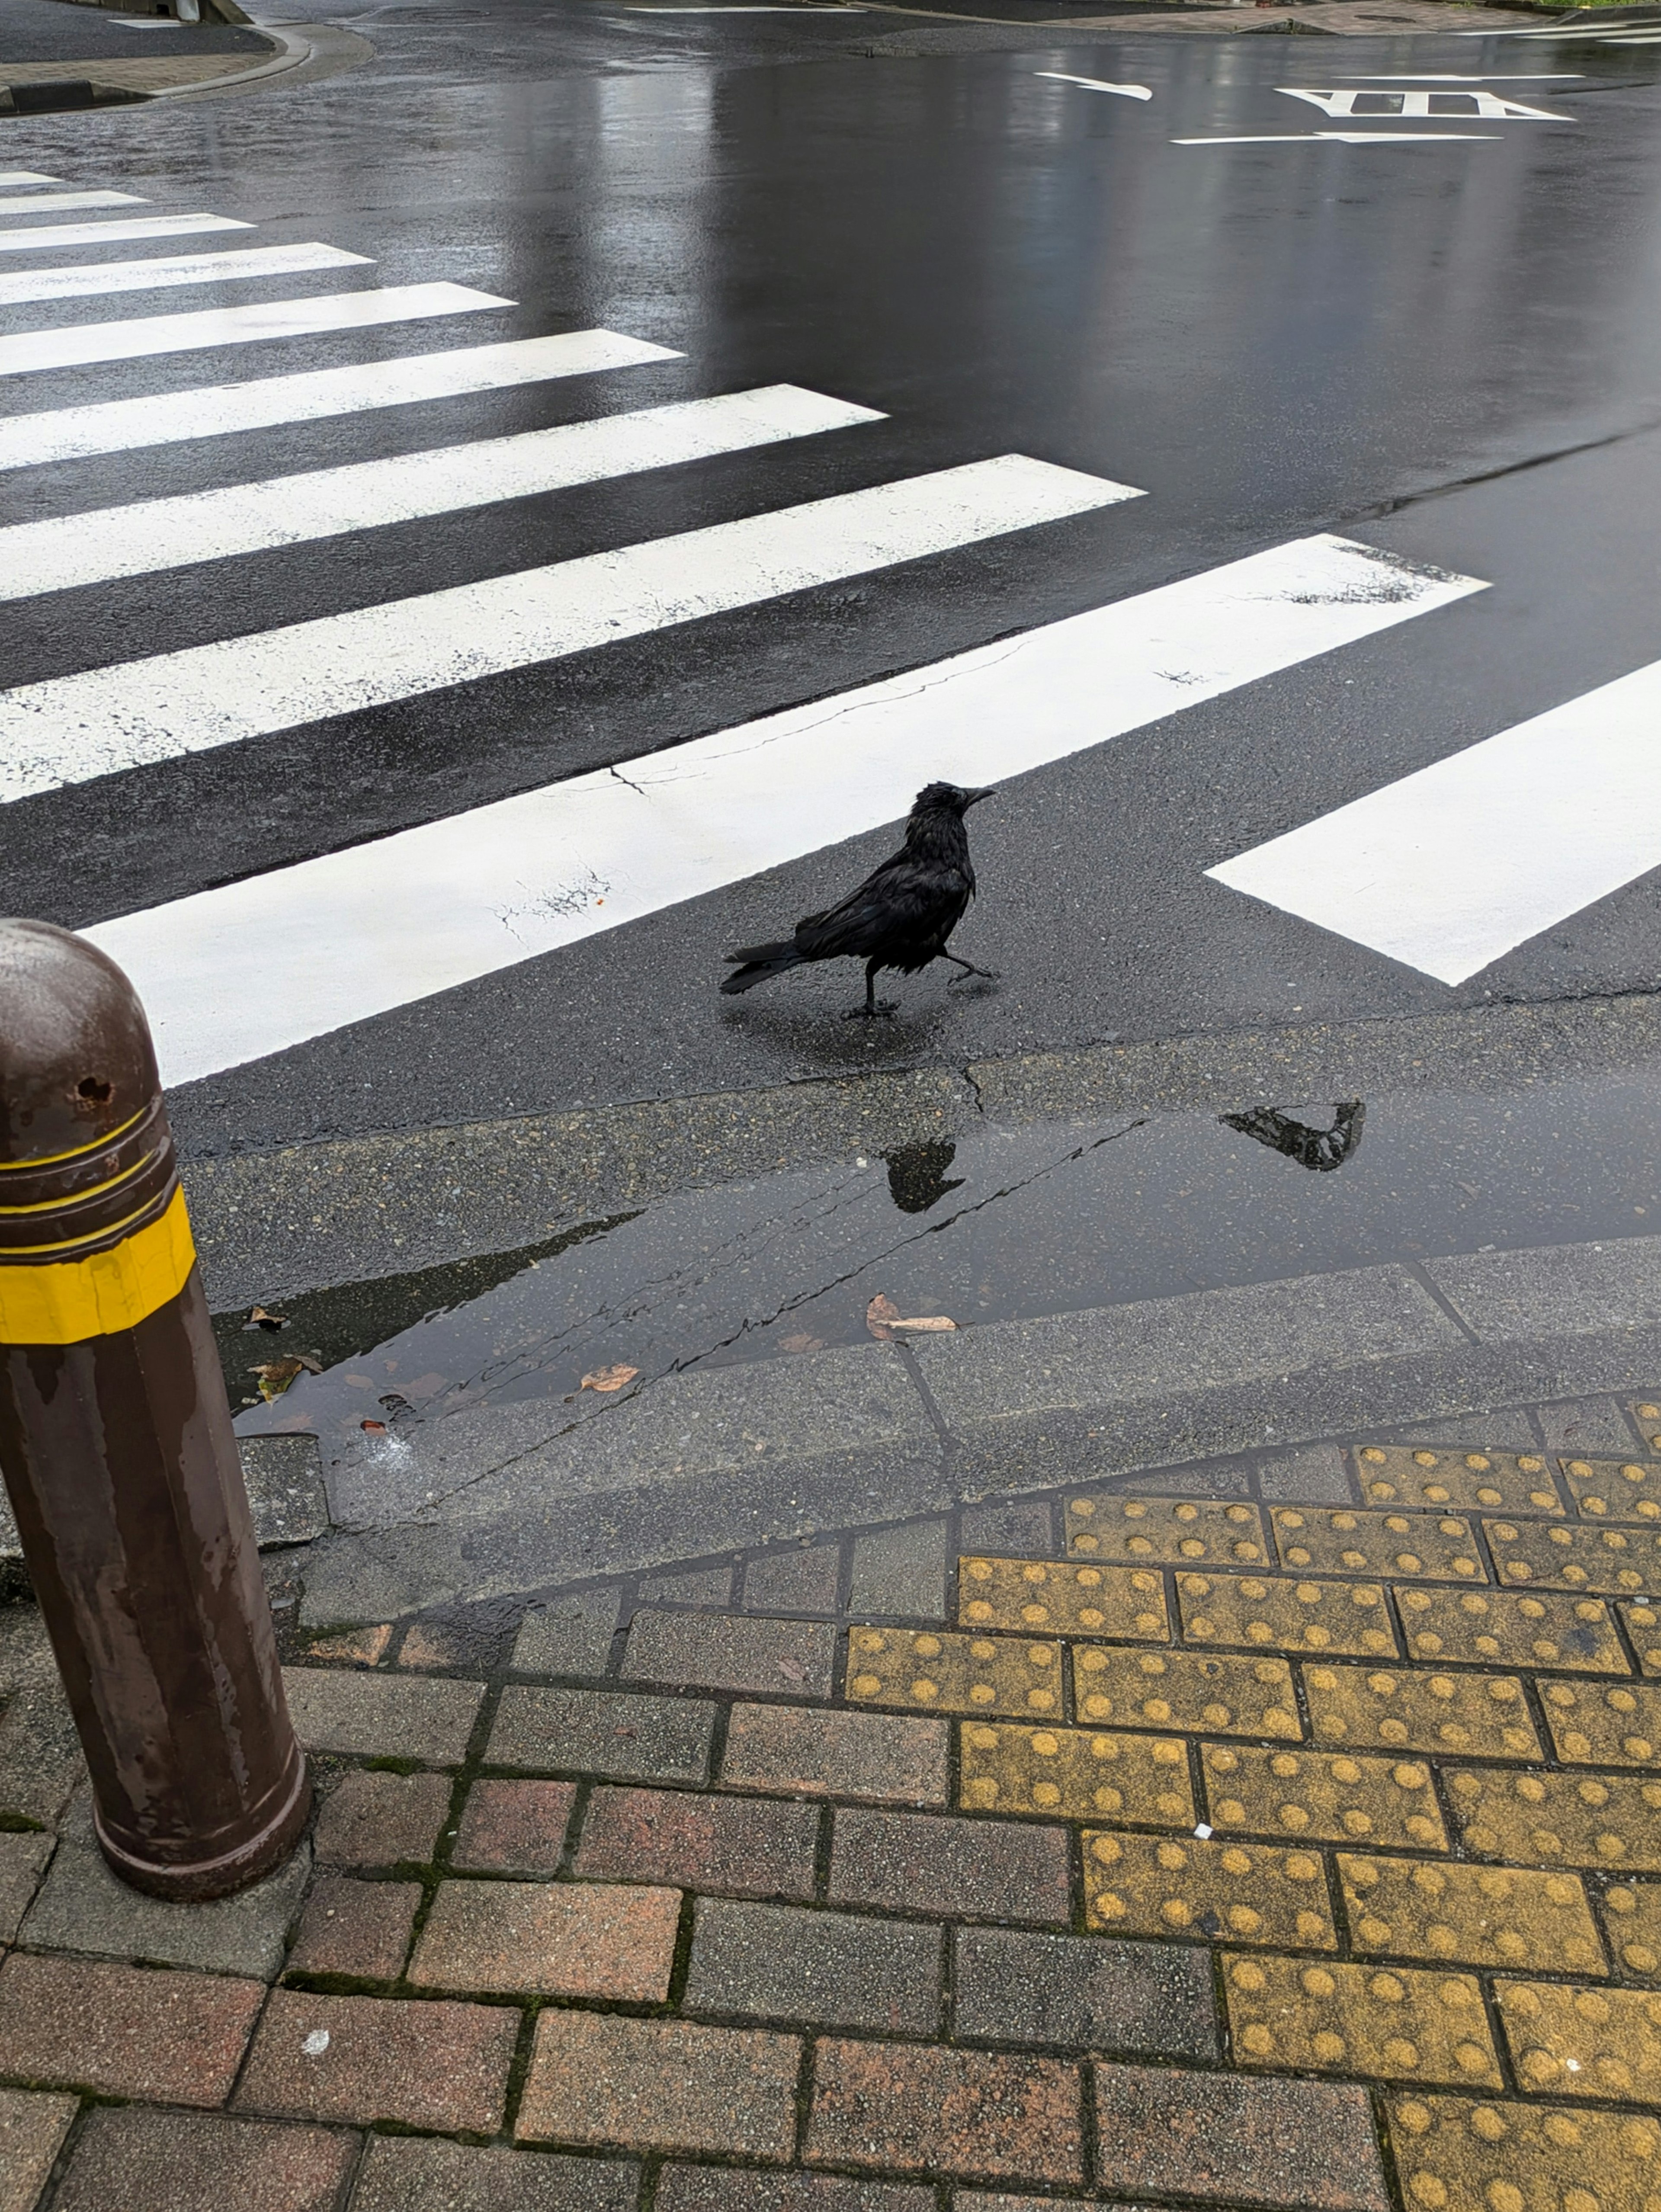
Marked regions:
[795,848,969,962]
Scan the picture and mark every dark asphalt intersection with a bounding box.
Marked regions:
[2,11,1661,1153]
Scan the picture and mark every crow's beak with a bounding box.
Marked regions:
[964,787,995,808]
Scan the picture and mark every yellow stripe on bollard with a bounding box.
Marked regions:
[0,1185,195,1343]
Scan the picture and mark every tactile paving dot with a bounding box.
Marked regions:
[1539,1679,1661,1770]
[958,1721,1194,1824]
[1338,1854,1606,1975]
[1072,1645,1300,1739]
[1178,1571,1398,1658]
[1084,1829,1336,1948]
[1484,1519,1661,1594]
[1272,1508,1485,1583]
[1443,1767,1661,1873]
[1561,1459,1661,1527]
[1396,1587,1628,1673]
[1621,1603,1661,1677]
[1494,1981,1661,2102]
[844,1628,1063,1718]
[1387,2092,1661,2212]
[1226,1952,1501,2087]
[1600,1882,1661,1977]
[1203,1744,1447,1850]
[957,1557,1169,1640]
[1065,1496,1268,1566]
[1302,1663,1542,1760]
[1356,1446,1565,1518]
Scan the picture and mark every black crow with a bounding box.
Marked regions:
[721,780,996,1018]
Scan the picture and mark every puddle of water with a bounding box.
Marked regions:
[223,1063,1661,1449]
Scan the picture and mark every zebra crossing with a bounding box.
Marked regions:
[1,163,1659,1093]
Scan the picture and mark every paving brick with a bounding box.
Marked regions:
[1395,1586,1627,1672]
[1177,1570,1398,1658]
[1601,1878,1661,1973]
[830,1809,1069,1924]
[1225,1952,1501,2088]
[806,2037,1082,2185]
[348,2136,639,2211]
[0,1837,51,1945]
[0,2088,76,2212]
[1388,2092,1660,2212]
[512,1590,622,1678]
[953,1927,1216,2061]
[1494,1978,1661,2098]
[742,1545,843,1616]
[959,1500,1057,1556]
[642,1564,736,1607]
[722,1704,947,1804]
[1302,1662,1540,1761]
[314,1770,452,1868]
[1074,1645,1300,1738]
[1354,1446,1563,1516]
[1271,1507,1482,1582]
[453,1780,578,1875]
[1065,1496,1268,1568]
[235,1987,516,2133]
[1485,1514,1661,1593]
[1084,1830,1335,1949]
[1339,1853,1606,1975]
[1623,1599,1661,1673]
[574,1786,818,1900]
[849,1628,1064,1720]
[850,1520,949,1620]
[1539,1398,1640,1455]
[1202,1744,1446,1851]
[1541,1675,1661,1767]
[0,1680,82,1827]
[685,1899,942,2033]
[287,1875,420,1981]
[1560,1455,1661,1525]
[1093,2060,1389,2210]
[490,1686,714,1784]
[516,2011,799,2161]
[957,1558,1168,1641]
[0,1954,263,2104]
[1443,1766,1661,1872]
[623,1610,836,1698]
[282,1667,483,1763]
[959,1720,1194,1824]
[1258,1446,1354,1505]
[410,1879,680,1999]
[51,2107,356,2212]
[661,2172,931,2212]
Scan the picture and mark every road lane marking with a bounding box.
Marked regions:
[1035,71,1152,99]
[1280,85,1572,119]
[0,174,62,188]
[1174,134,1501,144]
[1208,659,1661,985]
[0,213,253,255]
[0,190,147,216]
[0,241,369,309]
[0,385,886,600]
[81,533,1483,1085]
[0,280,512,378]
[0,329,678,471]
[0,455,1137,803]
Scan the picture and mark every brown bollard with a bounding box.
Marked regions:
[0,919,310,1901]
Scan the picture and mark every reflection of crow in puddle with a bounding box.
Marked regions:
[885,1141,965,1214]
[1222,1102,1365,1173]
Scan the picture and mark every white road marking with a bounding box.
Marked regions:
[1209,658,1661,987]
[0,385,885,600]
[0,280,511,378]
[0,241,369,309]
[0,174,62,188]
[1035,71,1153,99]
[1340,71,1582,78]
[0,213,253,255]
[0,456,1138,805]
[83,533,1484,1086]
[1175,133,1501,143]
[0,329,679,471]
[0,190,147,216]
[1280,85,1572,118]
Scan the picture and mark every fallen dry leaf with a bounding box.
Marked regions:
[866,1295,956,1338]
[248,1305,288,1330]
[892,1314,957,1332]
[248,1353,322,1401]
[360,1418,387,1433]
[779,1331,825,1355]
[581,1363,639,1395]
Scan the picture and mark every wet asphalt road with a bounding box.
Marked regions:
[3,1,1661,1154]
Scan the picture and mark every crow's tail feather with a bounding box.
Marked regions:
[720,940,804,995]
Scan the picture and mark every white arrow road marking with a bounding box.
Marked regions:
[1035,72,1153,100]
[1209,658,1661,987]
[82,533,1484,1086]
[1279,86,1573,117]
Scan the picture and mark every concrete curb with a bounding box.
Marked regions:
[148,16,371,99]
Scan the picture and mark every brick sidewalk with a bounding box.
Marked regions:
[3,1392,1661,2208]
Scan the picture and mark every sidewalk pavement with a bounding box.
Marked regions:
[5,1383,1661,2207]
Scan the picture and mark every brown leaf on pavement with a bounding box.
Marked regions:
[248,1353,322,1401]
[248,1305,288,1330]
[779,1331,825,1354]
[867,1295,956,1338]
[581,1363,640,1394]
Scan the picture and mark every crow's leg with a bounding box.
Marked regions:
[943,952,1000,982]
[843,959,898,1019]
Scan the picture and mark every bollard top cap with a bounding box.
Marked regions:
[0,920,158,1168]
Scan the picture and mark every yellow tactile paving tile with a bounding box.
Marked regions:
[1302,1663,1541,1760]
[1627,1398,1661,1453]
[1084,1828,1335,1948]
[1621,1602,1661,1675]
[1395,1587,1629,1673]
[1272,1507,1485,1583]
[1202,1744,1447,1850]
[958,1721,1194,1824]
[956,1557,1168,1641]
[1560,1458,1661,1526]
[1484,1517,1661,1594]
[844,1627,1063,1718]
[1225,1952,1501,2089]
[1540,1678,1661,1769]
[1072,1645,1300,1739]
[1601,1882,1661,1976]
[1444,1767,1661,1874]
[1338,1854,1607,1975]
[1387,2093,1661,2212]
[1177,1571,1399,1658]
[1495,1981,1661,2102]
[1356,1446,1564,1517]
[1065,1494,1269,1566]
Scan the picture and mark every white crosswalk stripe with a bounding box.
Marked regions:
[0,240,368,309]
[0,189,146,216]
[0,215,250,254]
[0,386,885,600]
[0,173,61,189]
